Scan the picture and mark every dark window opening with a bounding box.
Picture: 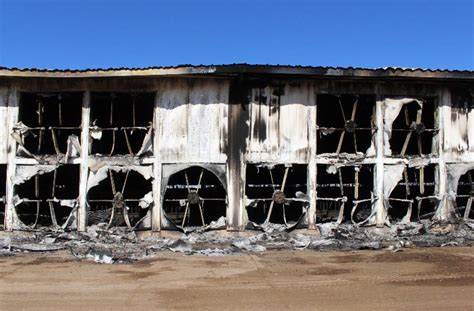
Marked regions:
[245,164,308,225]
[17,93,82,156]
[456,170,474,220]
[15,165,79,228]
[317,94,376,155]
[90,93,154,156]
[87,169,152,228]
[163,166,227,228]
[316,164,374,223]
[0,165,6,230]
[389,98,437,156]
[388,165,437,221]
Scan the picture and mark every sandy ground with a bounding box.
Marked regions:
[0,247,473,311]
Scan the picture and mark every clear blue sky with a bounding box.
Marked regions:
[0,0,473,70]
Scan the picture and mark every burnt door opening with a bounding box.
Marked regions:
[14,165,79,229]
[90,93,155,156]
[16,93,82,157]
[245,164,308,225]
[0,165,5,229]
[87,169,152,228]
[456,169,474,220]
[317,95,376,155]
[316,165,374,224]
[388,165,437,222]
[163,166,227,228]
[389,98,437,156]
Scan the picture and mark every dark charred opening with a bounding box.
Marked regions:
[163,166,227,228]
[87,169,152,228]
[317,94,376,154]
[15,165,79,228]
[389,98,436,156]
[17,93,82,156]
[90,93,155,156]
[388,164,437,221]
[245,164,308,225]
[456,169,474,220]
[316,164,374,223]
[0,165,6,229]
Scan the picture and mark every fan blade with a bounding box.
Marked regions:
[121,170,130,194]
[197,168,204,193]
[198,202,206,226]
[400,131,412,156]
[338,97,347,122]
[269,169,276,192]
[336,131,345,154]
[109,170,117,195]
[181,202,189,227]
[350,98,358,121]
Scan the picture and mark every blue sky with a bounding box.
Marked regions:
[0,0,472,70]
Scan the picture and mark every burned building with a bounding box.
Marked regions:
[0,64,473,233]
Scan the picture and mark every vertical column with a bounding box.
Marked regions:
[437,88,449,220]
[5,87,18,231]
[152,91,161,231]
[307,87,317,230]
[77,91,90,231]
[375,92,386,227]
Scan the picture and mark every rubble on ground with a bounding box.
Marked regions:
[0,220,473,264]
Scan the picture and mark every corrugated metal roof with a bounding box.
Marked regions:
[0,64,473,80]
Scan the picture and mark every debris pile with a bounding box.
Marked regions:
[0,220,472,264]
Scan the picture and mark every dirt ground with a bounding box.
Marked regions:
[0,247,473,311]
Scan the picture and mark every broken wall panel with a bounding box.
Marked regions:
[387,164,438,222]
[87,167,153,228]
[385,97,438,157]
[247,82,315,163]
[14,165,79,229]
[245,164,308,226]
[16,93,82,158]
[90,93,155,156]
[317,94,376,156]
[316,164,374,224]
[162,165,227,229]
[443,88,474,154]
[157,79,229,163]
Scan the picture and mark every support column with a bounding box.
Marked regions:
[5,87,18,231]
[307,87,317,230]
[375,93,386,227]
[437,88,449,220]
[151,92,161,231]
[77,91,90,232]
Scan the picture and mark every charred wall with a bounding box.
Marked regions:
[1,76,473,231]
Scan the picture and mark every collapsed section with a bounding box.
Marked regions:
[317,94,376,155]
[456,169,474,220]
[162,166,227,229]
[90,93,155,156]
[15,93,82,158]
[14,165,79,229]
[387,164,438,222]
[245,164,308,226]
[387,97,437,156]
[87,167,153,229]
[316,164,374,224]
